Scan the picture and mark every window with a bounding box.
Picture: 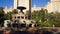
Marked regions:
[17,16,20,19]
[25,17,27,19]
[21,16,24,19]
[14,17,16,19]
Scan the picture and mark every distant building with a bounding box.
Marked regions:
[45,0,60,13]
[3,0,60,14]
[3,6,13,14]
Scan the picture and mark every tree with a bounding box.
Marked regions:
[47,12,60,27]
[12,9,18,14]
[31,10,39,21]
[4,13,10,20]
[39,8,46,22]
[40,22,53,27]
[4,9,18,20]
[32,8,47,22]
[0,7,4,18]
[0,7,5,25]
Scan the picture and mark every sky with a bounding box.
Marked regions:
[0,0,50,8]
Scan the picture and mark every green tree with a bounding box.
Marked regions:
[12,9,18,14]
[0,7,5,25]
[47,12,60,27]
[40,22,53,27]
[4,13,10,20]
[31,8,48,26]
[32,8,47,22]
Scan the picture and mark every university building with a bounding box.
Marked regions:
[45,0,60,13]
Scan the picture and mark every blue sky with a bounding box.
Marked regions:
[0,0,50,8]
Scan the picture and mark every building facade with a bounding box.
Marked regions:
[14,0,31,13]
[45,0,60,13]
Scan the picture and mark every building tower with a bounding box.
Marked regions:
[14,0,31,12]
[14,0,31,19]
